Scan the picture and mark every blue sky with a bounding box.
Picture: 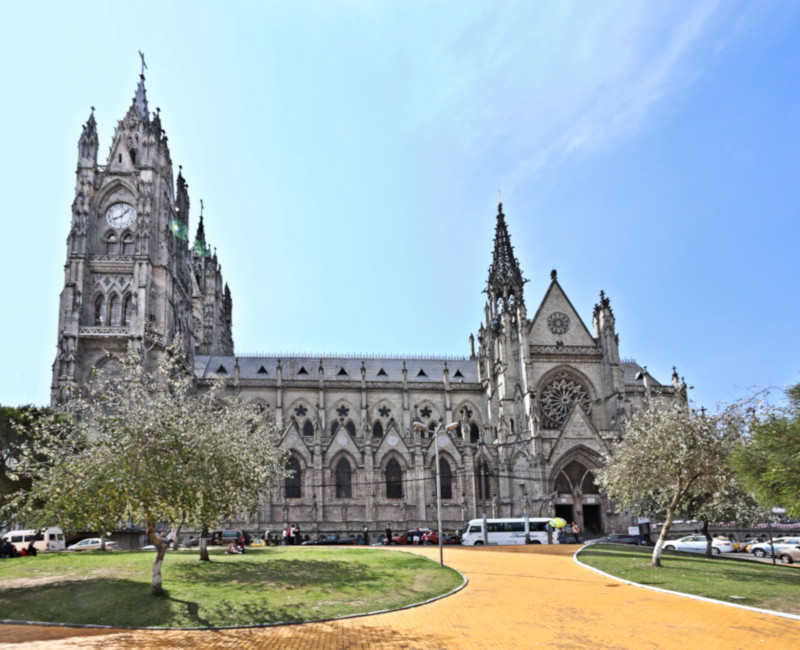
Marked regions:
[1,1,798,410]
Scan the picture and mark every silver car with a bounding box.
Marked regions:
[750,537,800,558]
[67,537,120,551]
[663,535,734,554]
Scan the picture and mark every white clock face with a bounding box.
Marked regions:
[105,203,136,229]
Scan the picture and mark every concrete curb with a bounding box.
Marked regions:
[574,545,800,622]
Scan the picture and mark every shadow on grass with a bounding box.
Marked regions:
[0,578,181,627]
[0,551,444,628]
[172,557,384,589]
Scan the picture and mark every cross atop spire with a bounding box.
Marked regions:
[486,202,527,300]
[138,50,147,78]
[133,52,150,124]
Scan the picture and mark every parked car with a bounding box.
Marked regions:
[216,530,252,546]
[740,537,762,553]
[777,546,800,564]
[385,529,437,545]
[301,534,357,546]
[750,537,800,558]
[663,535,734,554]
[67,538,119,551]
[584,534,641,546]
[714,535,740,552]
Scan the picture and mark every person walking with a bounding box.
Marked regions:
[572,522,582,543]
[385,525,392,544]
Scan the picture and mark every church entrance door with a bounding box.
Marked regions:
[555,504,573,523]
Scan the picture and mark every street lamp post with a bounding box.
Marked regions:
[414,419,459,567]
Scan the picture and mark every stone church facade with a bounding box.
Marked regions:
[53,70,683,538]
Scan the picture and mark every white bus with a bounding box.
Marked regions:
[461,517,556,546]
[2,527,66,553]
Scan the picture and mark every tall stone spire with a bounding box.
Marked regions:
[77,107,98,164]
[486,202,527,305]
[133,51,150,125]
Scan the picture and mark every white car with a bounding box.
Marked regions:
[67,537,119,551]
[750,537,800,558]
[663,535,734,555]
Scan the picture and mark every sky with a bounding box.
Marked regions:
[1,0,798,411]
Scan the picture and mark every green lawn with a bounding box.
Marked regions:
[0,547,463,628]
[578,544,800,615]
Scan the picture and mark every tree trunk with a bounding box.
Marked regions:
[652,482,690,567]
[702,519,713,558]
[100,529,106,551]
[199,523,210,562]
[147,525,168,595]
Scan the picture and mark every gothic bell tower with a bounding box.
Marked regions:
[51,59,195,403]
[477,202,531,444]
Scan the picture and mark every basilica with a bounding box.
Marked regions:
[52,70,683,538]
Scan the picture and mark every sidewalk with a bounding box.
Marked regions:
[2,545,798,648]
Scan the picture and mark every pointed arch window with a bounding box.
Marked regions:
[302,420,314,437]
[386,458,403,499]
[476,458,492,500]
[94,295,106,326]
[285,456,301,498]
[439,458,453,500]
[427,422,436,439]
[335,458,352,498]
[122,295,135,326]
[109,294,121,326]
[106,232,119,255]
[122,233,134,255]
[331,421,339,436]
[345,421,356,437]
[372,421,384,438]
[470,422,481,443]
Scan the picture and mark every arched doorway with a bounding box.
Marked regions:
[552,459,603,535]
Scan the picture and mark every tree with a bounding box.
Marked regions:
[732,382,800,517]
[2,343,284,594]
[681,479,763,558]
[1,405,70,530]
[597,401,748,567]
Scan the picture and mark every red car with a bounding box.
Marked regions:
[384,530,461,545]
[385,529,436,545]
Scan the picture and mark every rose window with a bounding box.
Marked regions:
[547,311,570,335]
[540,374,591,428]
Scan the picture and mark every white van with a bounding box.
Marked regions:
[2,527,66,553]
[461,517,556,546]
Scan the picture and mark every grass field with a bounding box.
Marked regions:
[578,544,800,615]
[0,546,463,628]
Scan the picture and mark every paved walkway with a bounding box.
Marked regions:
[2,545,799,648]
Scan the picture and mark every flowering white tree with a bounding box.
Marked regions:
[597,401,749,567]
[3,343,284,594]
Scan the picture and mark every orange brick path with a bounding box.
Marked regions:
[1,545,799,649]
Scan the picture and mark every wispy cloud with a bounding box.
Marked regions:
[404,1,759,189]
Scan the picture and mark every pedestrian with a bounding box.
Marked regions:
[362,525,369,545]
[545,522,553,545]
[572,522,582,543]
[282,528,289,545]
[385,524,392,544]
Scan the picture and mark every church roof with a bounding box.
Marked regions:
[195,355,479,384]
[621,361,662,386]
